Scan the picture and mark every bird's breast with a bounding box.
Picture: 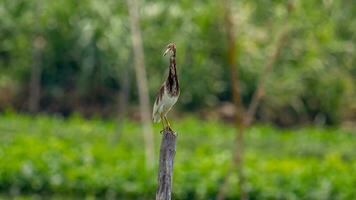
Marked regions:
[162,91,178,108]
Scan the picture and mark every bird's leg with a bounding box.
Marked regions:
[164,116,172,131]
[160,113,166,133]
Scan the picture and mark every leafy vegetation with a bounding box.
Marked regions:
[0,0,355,124]
[0,113,355,199]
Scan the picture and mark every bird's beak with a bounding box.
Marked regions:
[163,48,170,56]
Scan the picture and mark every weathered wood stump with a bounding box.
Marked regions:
[155,129,177,200]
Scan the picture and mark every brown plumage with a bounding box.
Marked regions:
[152,43,180,131]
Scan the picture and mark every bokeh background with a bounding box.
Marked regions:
[0,0,355,199]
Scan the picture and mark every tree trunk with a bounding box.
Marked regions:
[127,0,155,169]
[112,60,131,144]
[29,35,45,113]
[224,0,244,124]
[156,130,177,200]
[217,0,247,199]
[217,2,293,200]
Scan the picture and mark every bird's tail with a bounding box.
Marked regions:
[152,112,161,123]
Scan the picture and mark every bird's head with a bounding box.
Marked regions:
[163,43,176,56]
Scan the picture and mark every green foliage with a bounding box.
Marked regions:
[0,0,355,124]
[0,113,355,199]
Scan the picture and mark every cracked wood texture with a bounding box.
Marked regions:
[156,130,177,200]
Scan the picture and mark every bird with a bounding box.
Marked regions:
[152,43,180,131]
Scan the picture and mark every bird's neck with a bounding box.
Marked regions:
[169,53,177,77]
[166,52,179,96]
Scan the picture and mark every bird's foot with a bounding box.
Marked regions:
[160,126,173,133]
[166,126,173,132]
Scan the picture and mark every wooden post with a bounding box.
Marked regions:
[156,130,177,200]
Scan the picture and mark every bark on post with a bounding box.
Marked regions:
[156,130,177,200]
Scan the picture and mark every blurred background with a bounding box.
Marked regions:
[0,0,355,199]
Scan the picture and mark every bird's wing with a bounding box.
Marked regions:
[152,100,161,123]
[152,84,165,123]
